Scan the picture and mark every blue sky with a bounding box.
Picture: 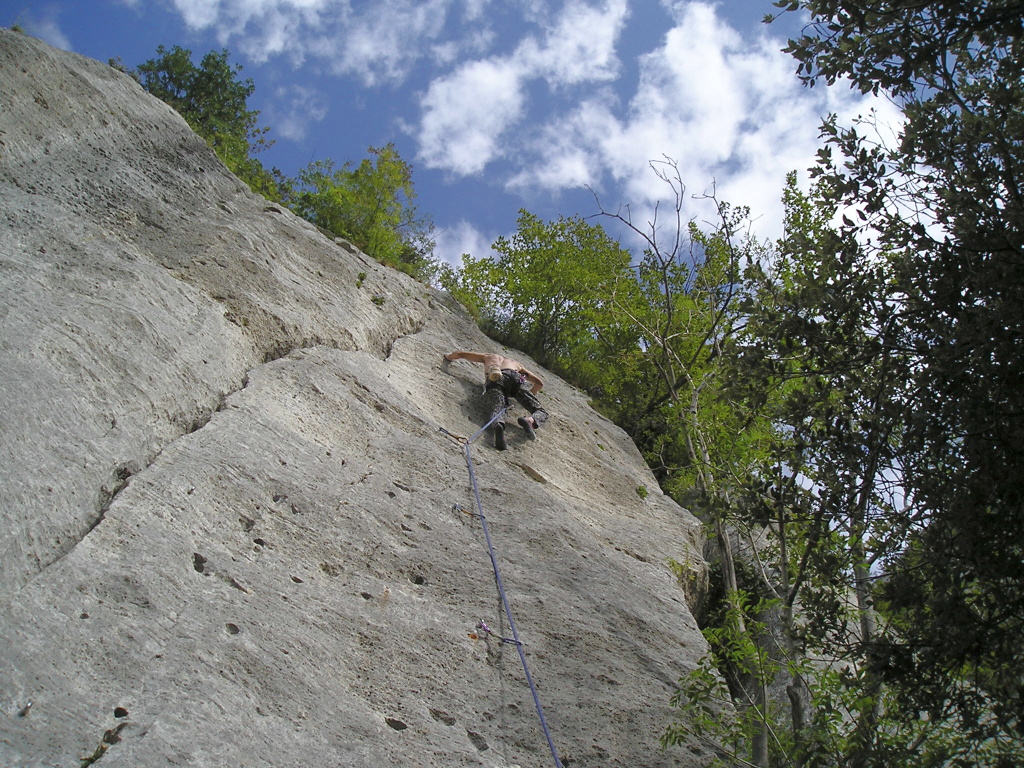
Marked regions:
[6,0,894,266]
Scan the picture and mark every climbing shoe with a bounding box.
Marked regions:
[494,422,507,451]
[518,416,536,441]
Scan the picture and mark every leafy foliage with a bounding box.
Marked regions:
[291,144,437,281]
[713,176,912,766]
[443,209,638,391]
[777,0,1024,746]
[664,594,801,767]
[657,1,1024,760]
[664,171,1023,767]
[134,45,280,198]
[589,174,780,768]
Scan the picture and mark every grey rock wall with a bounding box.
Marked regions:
[0,29,712,767]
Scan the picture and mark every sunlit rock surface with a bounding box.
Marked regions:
[0,29,712,768]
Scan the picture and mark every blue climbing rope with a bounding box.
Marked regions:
[440,407,563,768]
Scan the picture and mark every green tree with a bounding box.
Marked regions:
[777,0,1024,747]
[590,160,794,766]
[593,162,768,500]
[292,144,436,281]
[134,45,279,198]
[666,173,1018,768]
[449,209,637,389]
[732,175,913,767]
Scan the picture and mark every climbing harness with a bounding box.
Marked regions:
[484,369,529,397]
[440,407,563,768]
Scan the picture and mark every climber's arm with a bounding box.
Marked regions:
[522,369,544,393]
[445,350,488,364]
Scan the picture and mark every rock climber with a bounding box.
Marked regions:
[444,350,548,450]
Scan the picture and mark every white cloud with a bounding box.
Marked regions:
[164,0,490,82]
[520,0,628,86]
[416,0,629,174]
[434,219,497,267]
[327,0,451,84]
[147,0,897,241]
[431,27,495,68]
[505,97,614,192]
[505,1,891,239]
[170,0,231,31]
[21,7,72,52]
[268,85,329,141]
[167,0,337,64]
[461,0,492,22]
[418,57,527,175]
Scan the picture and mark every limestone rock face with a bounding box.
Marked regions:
[0,29,711,768]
